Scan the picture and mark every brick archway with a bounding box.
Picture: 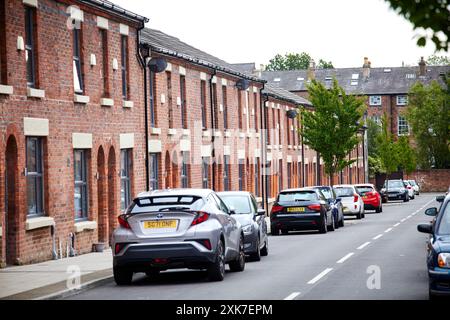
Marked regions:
[5,135,18,265]
[97,146,107,244]
[107,146,116,243]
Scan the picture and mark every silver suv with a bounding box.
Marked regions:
[112,189,245,284]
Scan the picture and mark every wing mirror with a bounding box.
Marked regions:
[335,198,342,203]
[417,224,433,234]
[425,207,438,217]
[228,206,236,215]
[436,196,445,203]
[256,209,266,216]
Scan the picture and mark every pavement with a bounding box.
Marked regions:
[0,193,441,300]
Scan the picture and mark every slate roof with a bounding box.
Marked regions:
[140,29,263,83]
[261,66,450,95]
[80,0,148,23]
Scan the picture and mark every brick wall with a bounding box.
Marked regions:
[405,170,450,192]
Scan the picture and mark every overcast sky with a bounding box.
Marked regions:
[113,0,447,68]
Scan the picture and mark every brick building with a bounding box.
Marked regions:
[0,0,147,266]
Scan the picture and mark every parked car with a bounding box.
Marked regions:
[333,185,365,219]
[112,189,245,285]
[403,180,415,200]
[310,186,344,228]
[217,191,269,261]
[380,179,409,203]
[408,179,420,195]
[417,193,450,300]
[355,184,382,213]
[270,188,335,235]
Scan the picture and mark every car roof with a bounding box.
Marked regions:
[333,184,355,188]
[136,188,214,199]
[280,187,318,193]
[311,185,332,189]
[355,184,375,187]
[217,191,252,197]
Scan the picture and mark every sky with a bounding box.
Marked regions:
[112,0,448,68]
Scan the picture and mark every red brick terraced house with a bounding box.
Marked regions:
[0,0,148,266]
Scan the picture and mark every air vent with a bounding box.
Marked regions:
[351,80,358,86]
[297,77,304,81]
[325,76,332,81]
[384,68,392,73]
[274,78,281,82]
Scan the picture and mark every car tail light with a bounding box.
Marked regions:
[271,205,283,215]
[407,186,412,189]
[194,239,212,250]
[118,214,131,229]
[353,194,359,203]
[307,204,321,212]
[115,243,125,254]
[191,211,210,226]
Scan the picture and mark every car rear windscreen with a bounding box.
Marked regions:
[356,186,373,195]
[333,187,354,197]
[386,181,403,188]
[318,188,333,199]
[128,196,205,213]
[220,196,252,214]
[279,191,318,202]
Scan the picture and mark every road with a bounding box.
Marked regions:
[65,193,439,300]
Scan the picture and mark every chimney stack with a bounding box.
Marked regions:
[419,56,426,76]
[307,59,316,81]
[362,57,371,80]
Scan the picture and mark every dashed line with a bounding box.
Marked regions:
[307,268,333,284]
[337,252,354,264]
[284,292,301,300]
[373,234,383,240]
[401,218,407,222]
[393,223,400,227]
[385,227,393,233]
[357,241,371,250]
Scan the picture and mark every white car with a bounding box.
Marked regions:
[408,180,420,195]
[333,185,365,219]
[403,180,415,200]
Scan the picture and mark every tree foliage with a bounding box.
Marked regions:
[300,79,366,181]
[406,79,450,169]
[384,0,449,51]
[266,52,334,71]
[427,55,450,66]
[376,114,399,175]
[396,136,417,174]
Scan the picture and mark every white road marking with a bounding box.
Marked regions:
[407,215,412,218]
[284,292,301,300]
[307,268,333,284]
[373,234,384,240]
[401,218,407,222]
[337,252,354,264]
[393,223,400,227]
[385,227,393,233]
[357,241,371,250]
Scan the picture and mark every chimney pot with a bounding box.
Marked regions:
[419,56,426,76]
[363,57,371,80]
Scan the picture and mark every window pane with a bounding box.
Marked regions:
[74,151,82,181]
[27,177,37,214]
[27,138,36,172]
[73,60,82,93]
[74,185,83,219]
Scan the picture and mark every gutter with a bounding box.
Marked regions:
[260,87,269,213]
[209,69,217,190]
[300,110,305,187]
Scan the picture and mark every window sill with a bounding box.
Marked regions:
[150,127,161,135]
[168,128,177,136]
[246,132,253,138]
[74,94,90,104]
[27,87,45,99]
[182,129,190,136]
[288,145,293,150]
[123,100,134,108]
[213,131,222,137]
[100,98,114,107]
[202,130,211,137]
[239,132,245,139]
[0,227,2,237]
[74,220,97,233]
[26,216,55,231]
[0,84,13,95]
[224,130,232,138]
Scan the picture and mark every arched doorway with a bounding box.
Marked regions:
[171,152,178,188]
[107,147,116,243]
[5,136,18,265]
[164,151,171,188]
[97,146,107,244]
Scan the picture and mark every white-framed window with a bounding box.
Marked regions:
[120,149,132,210]
[369,95,381,106]
[26,137,45,216]
[370,115,382,126]
[74,149,89,220]
[398,116,409,136]
[397,95,408,106]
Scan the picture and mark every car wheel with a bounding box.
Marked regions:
[260,239,269,256]
[404,194,409,202]
[334,213,340,229]
[249,238,261,262]
[319,215,328,234]
[328,214,335,232]
[281,229,289,235]
[339,216,345,227]
[113,266,133,286]
[271,226,279,236]
[145,268,160,278]
[382,197,387,203]
[356,210,362,219]
[207,239,225,281]
[229,235,245,272]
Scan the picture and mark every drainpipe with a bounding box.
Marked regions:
[209,70,217,190]
[138,39,150,191]
[260,85,268,212]
[51,225,57,260]
[300,110,305,187]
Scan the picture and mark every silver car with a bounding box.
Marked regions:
[217,191,269,261]
[112,189,245,284]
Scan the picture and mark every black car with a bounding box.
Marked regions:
[418,193,450,299]
[380,179,409,203]
[270,188,334,235]
[310,186,344,228]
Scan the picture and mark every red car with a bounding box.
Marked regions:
[355,184,382,213]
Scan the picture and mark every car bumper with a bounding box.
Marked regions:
[342,206,360,215]
[113,242,216,271]
[386,193,406,200]
[243,232,258,254]
[271,213,322,230]
[363,202,379,210]
[429,268,450,296]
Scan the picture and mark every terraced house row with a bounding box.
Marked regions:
[0,0,366,267]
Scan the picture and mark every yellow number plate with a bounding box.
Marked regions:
[144,220,177,229]
[287,207,305,212]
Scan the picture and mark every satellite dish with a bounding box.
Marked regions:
[286,109,298,119]
[236,79,250,91]
[148,58,168,73]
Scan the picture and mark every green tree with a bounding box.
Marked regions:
[300,79,366,182]
[396,136,417,174]
[384,0,449,51]
[427,55,450,66]
[406,79,450,169]
[266,52,334,71]
[367,118,381,157]
[376,114,399,175]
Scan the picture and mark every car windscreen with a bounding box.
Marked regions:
[387,181,403,188]
[333,187,354,197]
[409,180,417,186]
[317,188,333,199]
[127,196,205,214]
[356,186,373,195]
[220,195,252,214]
[279,191,318,202]
[437,202,450,235]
